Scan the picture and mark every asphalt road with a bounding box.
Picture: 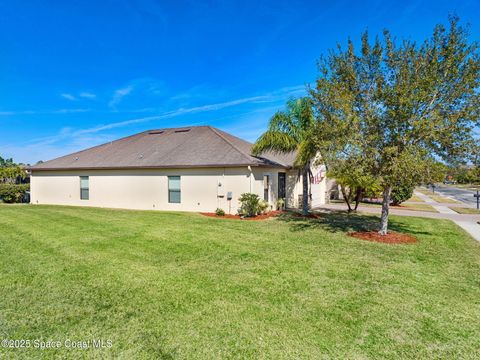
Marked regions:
[434,185,480,208]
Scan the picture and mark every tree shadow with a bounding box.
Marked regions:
[277,209,431,236]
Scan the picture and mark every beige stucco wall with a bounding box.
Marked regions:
[31,167,301,213]
[31,165,327,213]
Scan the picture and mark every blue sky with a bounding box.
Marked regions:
[1,0,479,164]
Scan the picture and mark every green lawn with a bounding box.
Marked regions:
[1,205,480,359]
[450,207,480,215]
[360,201,438,212]
[398,202,438,212]
[406,194,424,202]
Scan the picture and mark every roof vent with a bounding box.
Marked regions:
[148,130,164,135]
[174,129,190,133]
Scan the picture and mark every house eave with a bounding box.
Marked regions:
[29,163,289,172]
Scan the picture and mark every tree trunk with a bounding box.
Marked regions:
[340,185,352,212]
[302,168,309,216]
[353,187,363,211]
[379,186,391,235]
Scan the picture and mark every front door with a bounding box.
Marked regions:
[278,172,286,199]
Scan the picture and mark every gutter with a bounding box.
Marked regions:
[29,163,290,172]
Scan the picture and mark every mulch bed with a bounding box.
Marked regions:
[200,210,284,220]
[349,231,417,244]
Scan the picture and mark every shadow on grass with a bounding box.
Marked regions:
[277,209,431,236]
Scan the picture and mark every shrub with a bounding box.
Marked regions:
[391,184,414,205]
[276,198,285,210]
[258,200,269,214]
[215,208,225,216]
[238,193,260,217]
[0,183,30,203]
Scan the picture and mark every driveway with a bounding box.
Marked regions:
[433,184,479,208]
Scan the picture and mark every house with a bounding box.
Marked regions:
[30,126,327,213]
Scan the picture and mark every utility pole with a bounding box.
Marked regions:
[474,189,480,210]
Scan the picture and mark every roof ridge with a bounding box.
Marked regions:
[208,126,256,164]
[146,125,208,132]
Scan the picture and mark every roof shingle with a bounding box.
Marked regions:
[31,126,295,170]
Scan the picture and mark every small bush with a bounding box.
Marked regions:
[258,200,269,214]
[215,208,225,216]
[391,184,414,205]
[276,198,285,210]
[0,184,30,203]
[238,193,260,217]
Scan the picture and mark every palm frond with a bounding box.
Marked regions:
[251,130,298,155]
[294,139,318,168]
[269,111,300,142]
[286,97,315,133]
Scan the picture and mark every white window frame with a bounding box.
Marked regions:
[168,176,181,203]
[80,176,89,200]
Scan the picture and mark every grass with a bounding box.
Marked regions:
[1,205,480,359]
[331,199,437,212]
[360,201,438,212]
[397,202,438,212]
[450,207,480,215]
[428,194,461,204]
[406,194,424,202]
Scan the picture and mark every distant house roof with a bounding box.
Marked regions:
[31,126,296,171]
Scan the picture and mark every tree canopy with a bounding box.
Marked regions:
[311,16,480,234]
[0,156,26,184]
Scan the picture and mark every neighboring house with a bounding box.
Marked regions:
[30,126,327,213]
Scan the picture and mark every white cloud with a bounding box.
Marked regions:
[61,93,77,101]
[107,78,166,109]
[53,108,91,114]
[108,85,134,108]
[79,92,96,99]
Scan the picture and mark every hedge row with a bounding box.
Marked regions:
[0,184,30,203]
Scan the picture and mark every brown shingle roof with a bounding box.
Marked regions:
[31,126,296,171]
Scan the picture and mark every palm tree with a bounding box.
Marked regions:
[252,97,317,216]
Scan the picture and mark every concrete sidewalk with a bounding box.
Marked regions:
[414,191,458,214]
[320,198,480,242]
[413,191,479,240]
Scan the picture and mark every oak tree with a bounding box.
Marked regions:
[311,17,480,234]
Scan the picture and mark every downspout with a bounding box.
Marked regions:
[248,166,252,192]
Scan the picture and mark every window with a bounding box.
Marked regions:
[278,172,286,199]
[263,175,269,201]
[168,176,181,203]
[80,176,89,200]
